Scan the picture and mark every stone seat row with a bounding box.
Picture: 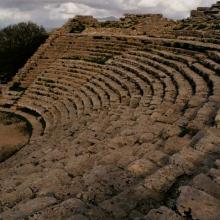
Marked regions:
[15,37,218,135]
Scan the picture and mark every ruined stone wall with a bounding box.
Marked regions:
[83,14,178,37]
[174,1,220,35]
[191,1,220,18]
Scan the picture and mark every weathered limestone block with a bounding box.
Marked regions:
[65,214,89,220]
[32,198,87,220]
[0,197,57,220]
[164,136,190,154]
[127,159,156,177]
[215,110,220,128]
[65,155,95,177]
[138,132,155,143]
[145,206,183,220]
[144,165,183,193]
[0,187,33,209]
[192,174,220,200]
[177,186,220,220]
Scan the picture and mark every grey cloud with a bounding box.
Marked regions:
[0,0,218,28]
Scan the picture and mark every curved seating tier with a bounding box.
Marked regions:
[0,33,220,220]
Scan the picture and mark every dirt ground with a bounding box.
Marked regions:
[0,112,30,162]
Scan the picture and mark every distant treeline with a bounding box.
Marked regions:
[0,22,48,84]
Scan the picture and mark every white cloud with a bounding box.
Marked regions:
[138,0,160,8]
[0,0,218,28]
[44,2,114,20]
[0,8,31,26]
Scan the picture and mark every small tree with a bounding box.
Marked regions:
[0,22,48,84]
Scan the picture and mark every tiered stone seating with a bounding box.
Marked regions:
[0,4,220,219]
[143,45,220,129]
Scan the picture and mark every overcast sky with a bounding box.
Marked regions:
[0,0,217,28]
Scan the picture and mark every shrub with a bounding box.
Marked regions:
[0,22,48,84]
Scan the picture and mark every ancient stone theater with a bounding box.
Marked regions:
[0,1,220,220]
